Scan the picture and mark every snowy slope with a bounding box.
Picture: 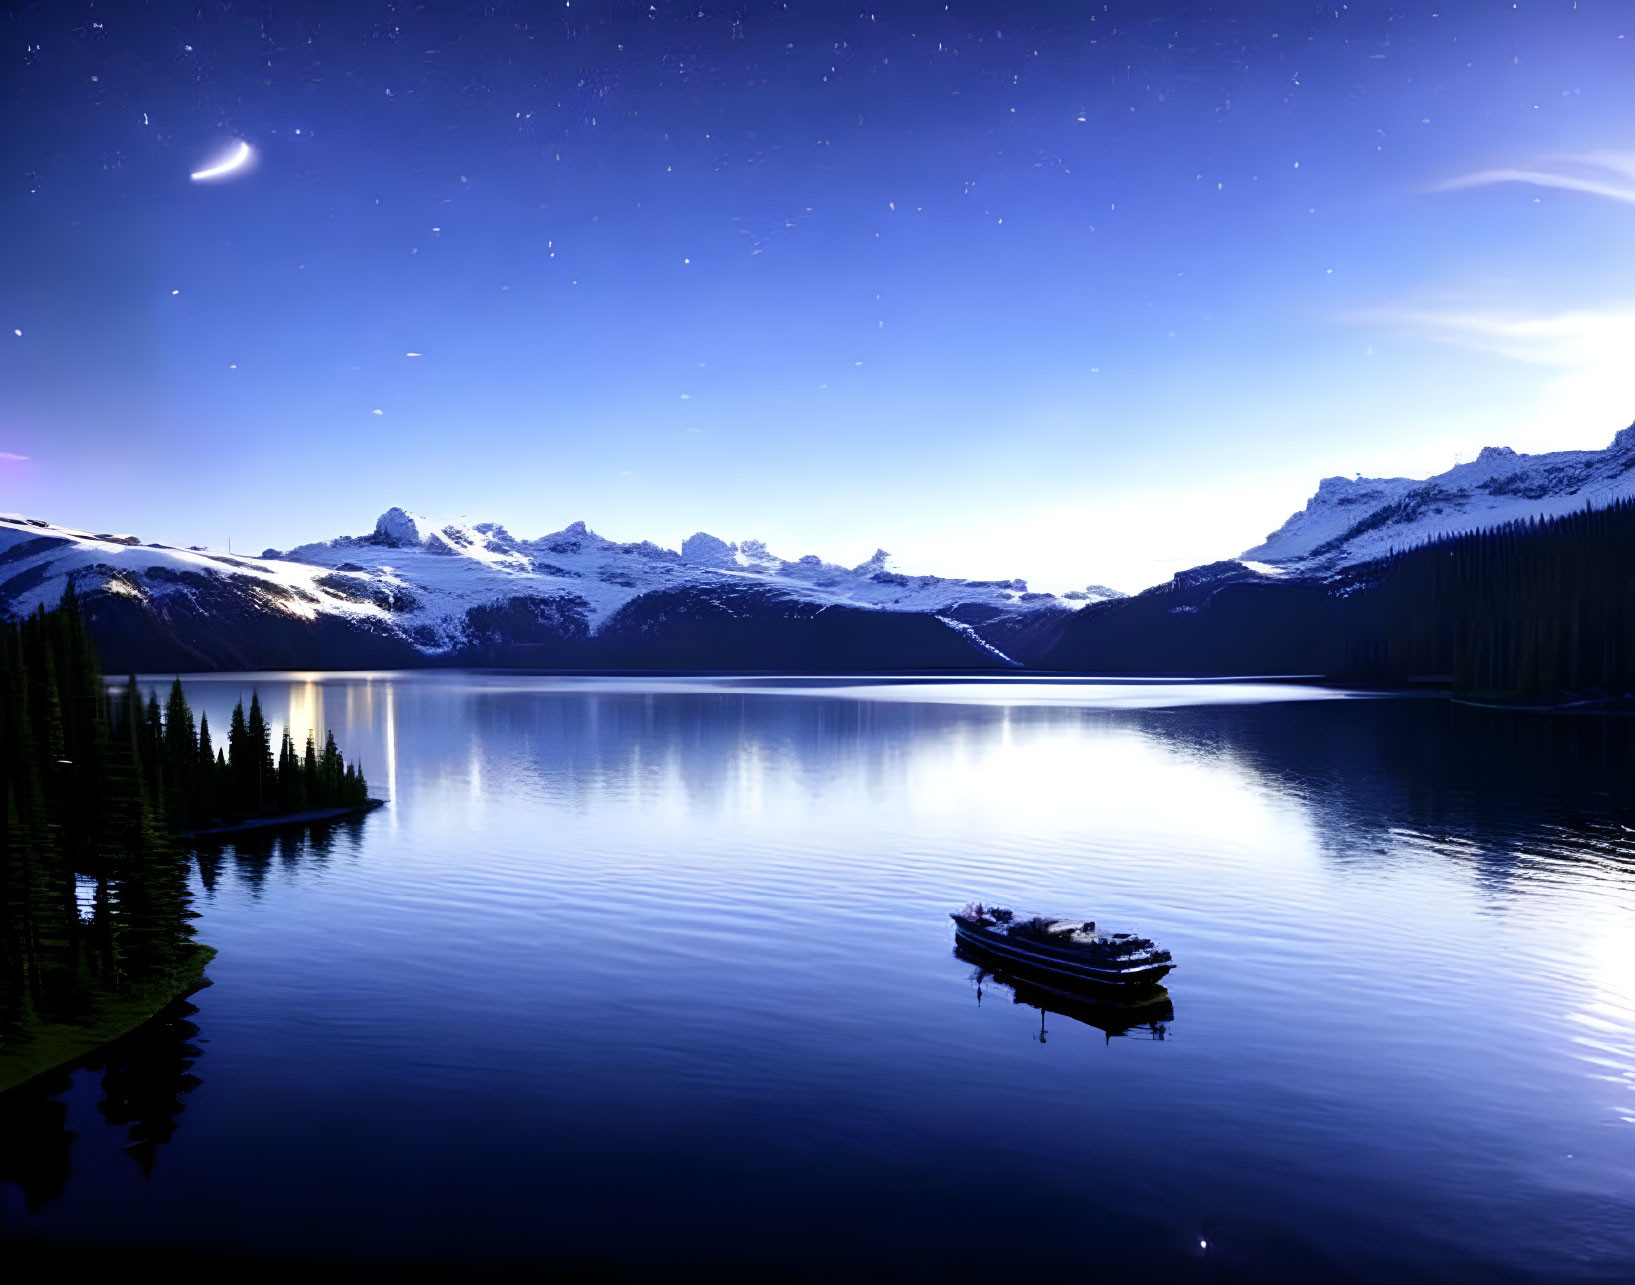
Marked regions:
[0,516,393,627]
[0,508,1109,670]
[263,507,1102,652]
[1245,423,1635,573]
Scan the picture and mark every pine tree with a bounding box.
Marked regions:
[105,680,193,980]
[318,730,343,807]
[162,679,195,827]
[227,700,249,815]
[194,712,218,824]
[142,692,164,801]
[245,692,273,814]
[276,729,305,812]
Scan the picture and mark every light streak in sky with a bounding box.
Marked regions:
[190,140,253,182]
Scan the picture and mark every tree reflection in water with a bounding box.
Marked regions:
[0,997,204,1209]
[95,998,206,1177]
[194,815,355,899]
[0,812,370,1213]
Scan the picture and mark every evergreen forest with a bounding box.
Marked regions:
[1046,496,1635,703]
[1329,495,1635,700]
[1,589,370,1091]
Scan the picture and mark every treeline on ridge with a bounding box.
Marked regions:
[1043,497,1635,702]
[1330,495,1635,700]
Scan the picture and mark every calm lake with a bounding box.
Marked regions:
[3,673,1633,1280]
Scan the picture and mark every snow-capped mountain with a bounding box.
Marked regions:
[0,508,1109,672]
[1034,420,1635,675]
[12,425,1629,676]
[266,508,1097,642]
[1244,423,1635,573]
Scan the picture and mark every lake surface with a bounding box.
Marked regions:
[3,673,1633,1280]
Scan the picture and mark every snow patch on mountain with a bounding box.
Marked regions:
[933,615,1023,667]
[1245,422,1635,572]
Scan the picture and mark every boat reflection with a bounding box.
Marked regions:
[954,943,1174,1042]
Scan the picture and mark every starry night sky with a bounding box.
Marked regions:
[3,1,1633,590]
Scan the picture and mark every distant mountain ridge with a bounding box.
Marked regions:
[6,421,1633,676]
[0,509,1108,673]
[1244,423,1635,573]
[1037,421,1635,683]
[265,507,1106,640]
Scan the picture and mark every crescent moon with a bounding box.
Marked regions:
[190,141,253,182]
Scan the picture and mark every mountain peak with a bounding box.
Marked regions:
[374,507,426,547]
[1246,418,1635,572]
[0,508,1077,672]
[681,532,738,567]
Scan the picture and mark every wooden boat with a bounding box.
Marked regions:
[950,903,1174,993]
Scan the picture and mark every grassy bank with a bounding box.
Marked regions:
[0,945,217,1096]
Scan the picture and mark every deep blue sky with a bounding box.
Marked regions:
[3,1,1633,589]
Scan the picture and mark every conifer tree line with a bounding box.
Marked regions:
[1332,496,1635,700]
[1,590,368,1037]
[142,674,370,830]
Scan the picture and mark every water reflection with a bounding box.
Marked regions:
[0,998,204,1210]
[153,674,1635,859]
[407,679,1634,879]
[8,675,1628,1278]
[193,816,364,898]
[164,675,1635,1115]
[94,999,205,1177]
[0,1067,73,1212]
[3,815,363,1213]
[1124,698,1635,867]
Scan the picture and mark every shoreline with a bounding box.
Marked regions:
[1451,695,1635,715]
[0,945,217,1097]
[181,797,386,840]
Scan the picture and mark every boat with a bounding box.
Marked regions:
[953,943,1174,1041]
[950,903,1175,993]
